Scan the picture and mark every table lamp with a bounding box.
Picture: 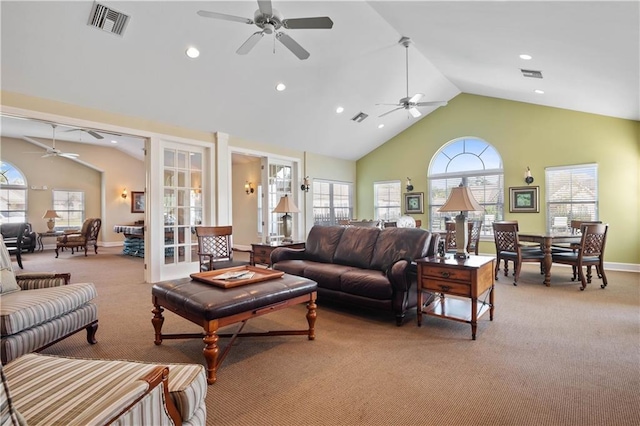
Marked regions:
[438,184,483,259]
[42,210,60,231]
[272,195,299,243]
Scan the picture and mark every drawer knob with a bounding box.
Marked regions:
[440,285,451,292]
[440,271,450,278]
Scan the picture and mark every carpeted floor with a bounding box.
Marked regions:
[13,247,640,425]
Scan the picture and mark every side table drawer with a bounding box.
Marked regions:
[422,278,471,297]
[423,265,472,282]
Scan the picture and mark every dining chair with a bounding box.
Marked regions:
[445,220,482,256]
[195,226,250,272]
[551,223,608,290]
[551,220,603,253]
[492,221,545,285]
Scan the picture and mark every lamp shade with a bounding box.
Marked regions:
[272,195,300,214]
[438,185,483,213]
[42,210,61,219]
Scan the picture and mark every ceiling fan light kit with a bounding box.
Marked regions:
[377,36,447,118]
[197,0,333,60]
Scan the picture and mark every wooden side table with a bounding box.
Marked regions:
[251,241,305,267]
[37,231,63,251]
[417,255,495,340]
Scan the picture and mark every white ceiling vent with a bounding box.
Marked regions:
[521,69,543,79]
[88,3,129,36]
[351,112,369,123]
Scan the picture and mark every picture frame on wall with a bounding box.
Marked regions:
[404,192,424,214]
[131,191,145,213]
[509,186,539,213]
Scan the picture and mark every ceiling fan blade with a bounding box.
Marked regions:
[197,10,253,25]
[86,130,103,139]
[375,103,402,106]
[276,33,310,60]
[409,93,424,104]
[236,32,264,55]
[283,17,334,29]
[60,153,80,159]
[257,0,272,16]
[409,107,422,118]
[415,101,448,107]
[379,107,404,118]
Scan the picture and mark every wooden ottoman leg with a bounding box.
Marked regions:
[306,295,317,341]
[203,323,220,384]
[152,304,165,345]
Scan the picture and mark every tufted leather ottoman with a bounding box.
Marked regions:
[152,273,317,384]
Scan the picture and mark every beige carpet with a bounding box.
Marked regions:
[13,247,640,426]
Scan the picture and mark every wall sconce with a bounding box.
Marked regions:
[524,167,534,185]
[301,176,310,192]
[245,181,254,195]
[121,188,128,199]
[406,177,414,192]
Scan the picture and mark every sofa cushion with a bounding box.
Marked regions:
[272,259,310,277]
[0,283,97,335]
[304,226,345,263]
[302,263,355,292]
[333,227,379,269]
[370,228,432,271]
[340,269,393,300]
[4,354,206,426]
[1,361,26,426]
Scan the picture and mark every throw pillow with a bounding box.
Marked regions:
[0,236,20,294]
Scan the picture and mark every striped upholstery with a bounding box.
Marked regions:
[15,273,69,290]
[1,283,96,335]
[1,303,97,364]
[4,354,206,426]
[1,361,25,426]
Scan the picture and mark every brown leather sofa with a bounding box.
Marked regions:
[271,225,439,325]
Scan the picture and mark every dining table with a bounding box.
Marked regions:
[518,232,582,286]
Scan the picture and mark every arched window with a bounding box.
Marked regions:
[0,161,28,223]
[428,137,504,236]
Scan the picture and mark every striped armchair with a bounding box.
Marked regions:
[2,353,207,425]
[1,236,99,364]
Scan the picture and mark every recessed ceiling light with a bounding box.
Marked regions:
[377,124,384,129]
[519,54,532,60]
[275,83,286,91]
[110,140,118,144]
[534,89,545,94]
[185,47,200,59]
[336,106,344,114]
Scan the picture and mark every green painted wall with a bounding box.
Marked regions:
[357,93,640,265]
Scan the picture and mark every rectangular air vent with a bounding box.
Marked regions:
[351,112,369,123]
[88,3,129,36]
[521,69,543,79]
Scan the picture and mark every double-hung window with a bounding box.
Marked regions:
[374,181,401,221]
[545,164,598,231]
[312,180,352,225]
[53,190,85,230]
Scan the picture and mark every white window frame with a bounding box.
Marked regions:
[374,180,401,221]
[0,161,27,224]
[312,179,353,225]
[545,163,598,232]
[428,138,504,237]
[52,189,85,230]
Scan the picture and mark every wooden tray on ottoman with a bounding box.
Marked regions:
[190,265,284,288]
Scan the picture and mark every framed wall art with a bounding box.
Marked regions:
[404,192,424,214]
[131,191,145,213]
[509,186,539,213]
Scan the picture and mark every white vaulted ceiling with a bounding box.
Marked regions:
[1,1,638,161]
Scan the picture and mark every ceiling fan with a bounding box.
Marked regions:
[197,0,333,60]
[23,124,79,159]
[377,37,448,118]
[63,127,104,139]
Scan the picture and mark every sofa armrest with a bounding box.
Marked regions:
[426,232,440,257]
[16,272,71,290]
[387,259,412,292]
[270,247,307,264]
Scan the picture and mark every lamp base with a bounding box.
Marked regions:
[453,252,470,260]
[47,220,55,231]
